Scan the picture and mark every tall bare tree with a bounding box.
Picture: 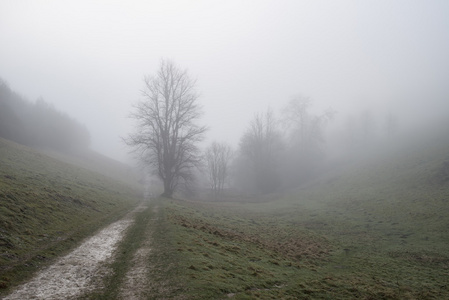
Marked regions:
[282,96,335,154]
[239,109,283,194]
[205,142,233,196]
[126,60,207,198]
[281,96,335,186]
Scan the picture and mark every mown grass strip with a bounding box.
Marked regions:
[144,198,186,298]
[85,198,186,299]
[86,202,153,299]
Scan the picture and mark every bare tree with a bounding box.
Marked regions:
[282,96,311,151]
[239,109,283,194]
[125,60,207,198]
[281,96,335,186]
[282,96,335,154]
[205,142,233,196]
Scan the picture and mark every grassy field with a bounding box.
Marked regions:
[1,129,448,299]
[0,138,142,295]
[152,137,449,299]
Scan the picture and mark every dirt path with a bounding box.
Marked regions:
[119,205,158,299]
[3,203,146,300]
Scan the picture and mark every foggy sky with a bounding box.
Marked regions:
[1,0,448,162]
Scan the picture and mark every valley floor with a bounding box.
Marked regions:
[3,193,449,299]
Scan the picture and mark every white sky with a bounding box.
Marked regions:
[1,0,448,162]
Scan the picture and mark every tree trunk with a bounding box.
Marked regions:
[161,180,173,198]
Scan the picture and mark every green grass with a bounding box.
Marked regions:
[85,202,153,299]
[0,138,142,295]
[83,198,185,299]
[150,137,449,299]
[144,199,186,298]
[2,131,448,299]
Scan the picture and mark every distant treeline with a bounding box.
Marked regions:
[0,78,90,153]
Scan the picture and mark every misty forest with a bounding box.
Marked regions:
[1,1,449,299]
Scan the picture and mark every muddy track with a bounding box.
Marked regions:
[119,205,158,299]
[3,203,147,300]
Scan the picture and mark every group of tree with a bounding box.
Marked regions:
[234,109,283,193]
[127,60,400,198]
[0,78,90,153]
[233,98,335,194]
[204,141,233,196]
[341,109,399,157]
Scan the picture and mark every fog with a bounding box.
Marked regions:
[1,0,448,164]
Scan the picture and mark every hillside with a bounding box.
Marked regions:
[0,137,142,293]
[40,147,142,189]
[151,126,449,299]
[0,79,90,153]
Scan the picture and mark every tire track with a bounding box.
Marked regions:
[119,205,158,300]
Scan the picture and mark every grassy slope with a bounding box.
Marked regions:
[40,147,142,189]
[0,138,142,294]
[154,133,449,299]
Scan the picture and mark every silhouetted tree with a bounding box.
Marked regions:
[239,109,283,194]
[282,96,334,154]
[205,141,233,196]
[281,96,335,185]
[125,60,207,198]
